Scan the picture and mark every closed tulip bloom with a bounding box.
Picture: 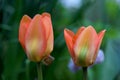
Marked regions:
[64,26,105,67]
[19,13,54,62]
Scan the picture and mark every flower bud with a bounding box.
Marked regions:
[64,26,105,66]
[19,13,54,62]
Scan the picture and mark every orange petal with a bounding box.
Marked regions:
[92,30,106,62]
[42,12,54,56]
[41,12,51,39]
[73,26,85,44]
[25,14,47,62]
[19,15,32,50]
[64,28,75,60]
[74,26,97,66]
[97,30,106,49]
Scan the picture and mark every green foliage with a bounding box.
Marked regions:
[101,39,120,80]
[0,0,120,80]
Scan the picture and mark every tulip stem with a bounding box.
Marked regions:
[26,59,30,80]
[37,62,43,80]
[82,67,88,80]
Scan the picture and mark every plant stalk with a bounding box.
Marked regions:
[82,67,88,80]
[37,62,43,80]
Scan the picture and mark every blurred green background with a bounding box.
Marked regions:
[0,0,120,80]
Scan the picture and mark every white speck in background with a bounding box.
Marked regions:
[60,0,82,10]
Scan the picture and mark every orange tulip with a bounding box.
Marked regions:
[19,13,54,62]
[64,26,105,66]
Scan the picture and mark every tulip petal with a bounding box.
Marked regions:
[92,30,106,62]
[25,14,47,62]
[74,26,97,66]
[41,13,51,39]
[19,15,31,50]
[41,13,54,56]
[73,27,85,44]
[64,29,75,60]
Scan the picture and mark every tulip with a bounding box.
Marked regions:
[64,26,105,67]
[19,13,54,62]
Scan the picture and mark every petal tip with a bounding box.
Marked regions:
[64,28,70,33]
[99,29,106,35]
[20,15,31,23]
[88,25,94,28]
[42,12,51,17]
[32,14,42,19]
[64,28,68,31]
[103,29,106,32]
[85,25,95,31]
[22,15,29,18]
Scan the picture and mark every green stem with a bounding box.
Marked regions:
[26,60,30,80]
[37,62,43,80]
[82,67,88,80]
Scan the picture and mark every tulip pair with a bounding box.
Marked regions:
[64,26,105,67]
[19,13,53,62]
[19,13,105,67]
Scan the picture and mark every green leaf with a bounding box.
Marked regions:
[100,39,120,80]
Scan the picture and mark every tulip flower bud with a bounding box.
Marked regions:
[19,13,54,62]
[64,26,105,67]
